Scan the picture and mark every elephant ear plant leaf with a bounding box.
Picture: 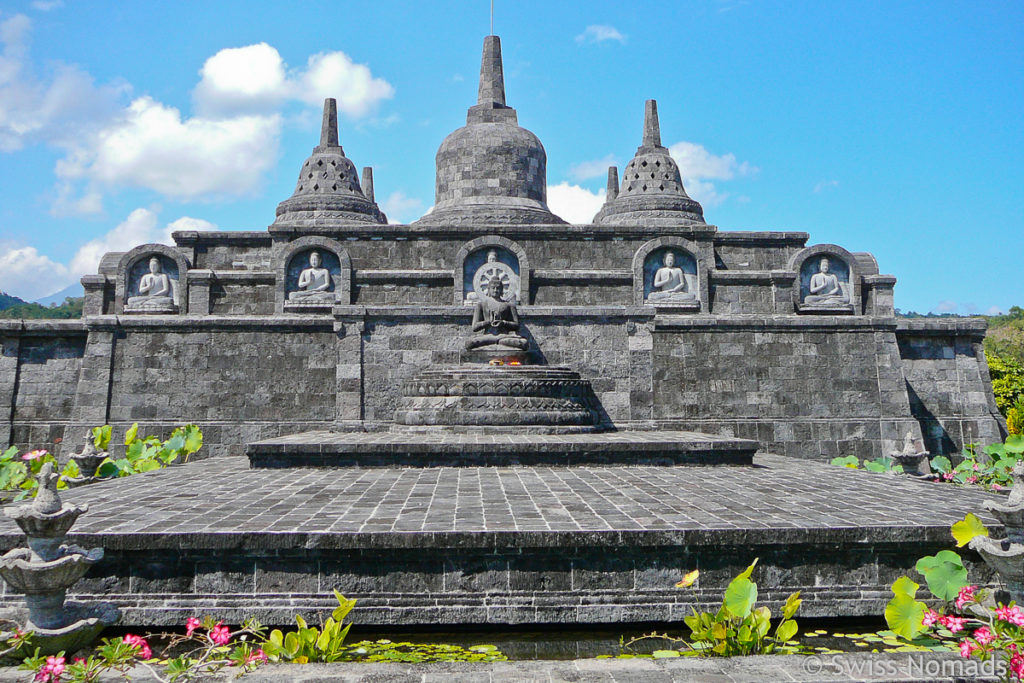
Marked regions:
[952,513,989,548]
[914,550,968,602]
[625,558,804,657]
[885,576,929,640]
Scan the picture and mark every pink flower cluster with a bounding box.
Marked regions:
[22,450,48,461]
[185,616,201,637]
[210,622,231,646]
[34,656,64,682]
[243,648,268,666]
[123,633,152,659]
[1011,653,1024,680]
[955,585,977,610]
[996,605,1024,627]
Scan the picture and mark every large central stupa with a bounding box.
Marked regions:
[417,36,564,225]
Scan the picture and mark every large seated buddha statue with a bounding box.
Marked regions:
[464,278,528,353]
[126,257,177,313]
[647,252,696,304]
[288,251,333,302]
[804,258,849,306]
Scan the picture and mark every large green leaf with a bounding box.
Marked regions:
[723,577,757,618]
[124,422,139,446]
[915,551,968,601]
[182,424,204,454]
[831,455,859,469]
[92,424,112,450]
[929,455,952,473]
[776,619,798,642]
[1006,435,1024,454]
[885,593,928,640]
[952,513,989,548]
[891,575,921,598]
[1,446,18,463]
[782,591,802,620]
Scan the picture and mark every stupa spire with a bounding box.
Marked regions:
[642,99,662,149]
[477,35,507,107]
[318,98,340,150]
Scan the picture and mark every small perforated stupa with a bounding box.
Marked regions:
[417,35,564,225]
[594,100,705,226]
[272,98,386,229]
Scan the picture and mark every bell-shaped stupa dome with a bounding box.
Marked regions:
[272,98,386,228]
[593,100,704,226]
[416,36,564,225]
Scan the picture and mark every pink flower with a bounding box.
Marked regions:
[974,626,995,646]
[966,476,978,484]
[34,655,66,682]
[973,463,981,471]
[922,609,941,626]
[941,615,967,633]
[960,639,978,658]
[1012,654,1024,680]
[185,616,201,637]
[210,622,231,646]
[244,648,268,665]
[123,633,152,659]
[996,605,1024,626]
[956,585,978,609]
[943,472,955,481]
[993,483,1004,491]
[22,450,47,461]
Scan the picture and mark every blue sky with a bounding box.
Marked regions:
[0,0,1020,314]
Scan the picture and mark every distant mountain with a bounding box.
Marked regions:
[0,292,30,311]
[35,283,84,307]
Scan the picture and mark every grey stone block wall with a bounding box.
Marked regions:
[209,281,276,316]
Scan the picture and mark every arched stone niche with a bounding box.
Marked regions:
[455,236,529,305]
[117,244,190,315]
[633,237,705,311]
[274,236,351,312]
[788,244,859,314]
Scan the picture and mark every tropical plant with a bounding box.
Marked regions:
[0,447,78,499]
[624,559,802,657]
[94,423,203,478]
[829,454,904,474]
[262,591,357,663]
[929,435,1024,492]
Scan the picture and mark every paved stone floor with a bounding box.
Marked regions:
[0,653,1003,682]
[0,454,999,546]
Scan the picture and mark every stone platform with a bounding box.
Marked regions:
[246,430,758,467]
[0,454,1002,627]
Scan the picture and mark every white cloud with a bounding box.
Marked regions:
[381,191,425,224]
[30,1,63,11]
[0,244,69,301]
[0,14,124,152]
[50,182,103,216]
[58,96,282,199]
[575,25,627,44]
[814,179,840,193]
[194,43,393,119]
[986,305,1005,316]
[0,208,215,300]
[193,43,288,117]
[934,300,958,313]
[667,141,756,207]
[568,154,618,182]
[296,51,394,116]
[548,182,606,224]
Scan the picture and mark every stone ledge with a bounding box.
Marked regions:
[81,315,333,331]
[897,318,989,335]
[710,270,797,284]
[172,230,272,244]
[354,269,452,282]
[532,269,633,283]
[260,223,721,240]
[332,305,657,320]
[0,319,87,336]
[713,230,810,244]
[652,315,898,331]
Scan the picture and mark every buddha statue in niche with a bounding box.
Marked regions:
[288,250,333,301]
[464,277,528,351]
[126,257,176,312]
[647,251,696,304]
[804,257,849,306]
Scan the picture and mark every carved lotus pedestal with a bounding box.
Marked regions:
[393,365,597,433]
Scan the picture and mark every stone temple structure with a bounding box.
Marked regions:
[0,36,1008,628]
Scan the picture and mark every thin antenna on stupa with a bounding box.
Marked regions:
[490,0,494,35]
